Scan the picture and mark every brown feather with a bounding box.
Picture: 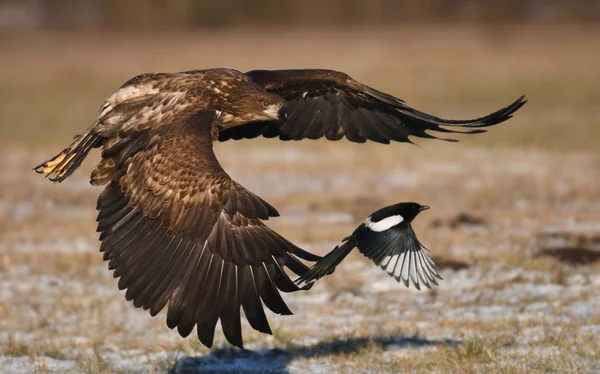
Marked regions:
[95,110,318,349]
[222,69,525,144]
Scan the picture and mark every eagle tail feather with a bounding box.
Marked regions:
[33,128,102,182]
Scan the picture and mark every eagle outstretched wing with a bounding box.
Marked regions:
[96,110,319,348]
[218,69,526,143]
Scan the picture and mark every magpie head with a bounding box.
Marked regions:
[393,202,429,223]
[363,202,429,232]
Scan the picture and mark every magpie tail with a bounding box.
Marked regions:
[33,128,102,182]
[295,237,357,285]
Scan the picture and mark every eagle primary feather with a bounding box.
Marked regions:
[220,69,526,143]
[34,68,525,348]
[96,111,318,348]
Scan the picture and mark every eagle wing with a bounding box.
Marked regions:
[35,70,241,183]
[96,110,320,348]
[218,69,526,143]
[35,72,201,183]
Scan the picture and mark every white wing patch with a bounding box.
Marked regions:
[379,247,441,290]
[382,254,398,270]
[364,215,404,232]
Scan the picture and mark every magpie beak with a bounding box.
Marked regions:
[419,205,430,211]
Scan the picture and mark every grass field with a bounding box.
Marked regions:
[0,26,599,373]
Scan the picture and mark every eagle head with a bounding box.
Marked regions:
[213,77,286,127]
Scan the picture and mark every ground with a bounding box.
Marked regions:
[0,26,599,373]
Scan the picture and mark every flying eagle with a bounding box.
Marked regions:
[34,68,525,348]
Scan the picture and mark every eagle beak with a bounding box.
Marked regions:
[277,106,288,122]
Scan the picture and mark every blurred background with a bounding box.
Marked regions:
[1,1,599,373]
[2,0,600,28]
[1,0,599,149]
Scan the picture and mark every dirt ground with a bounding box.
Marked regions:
[0,26,599,373]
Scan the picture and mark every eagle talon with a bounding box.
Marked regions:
[35,153,67,175]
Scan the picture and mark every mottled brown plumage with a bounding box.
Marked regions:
[34,68,525,348]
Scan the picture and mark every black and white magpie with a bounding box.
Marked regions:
[297,202,441,290]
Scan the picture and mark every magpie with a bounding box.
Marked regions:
[297,202,441,290]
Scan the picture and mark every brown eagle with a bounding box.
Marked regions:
[34,68,525,348]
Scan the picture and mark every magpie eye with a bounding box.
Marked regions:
[262,101,270,108]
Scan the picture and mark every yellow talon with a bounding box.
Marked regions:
[55,154,76,177]
[42,152,77,176]
[41,153,66,174]
[62,153,76,167]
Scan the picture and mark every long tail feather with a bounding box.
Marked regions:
[33,128,102,182]
[295,238,356,285]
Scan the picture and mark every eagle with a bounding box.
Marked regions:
[34,68,525,348]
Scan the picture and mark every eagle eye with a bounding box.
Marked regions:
[261,101,270,108]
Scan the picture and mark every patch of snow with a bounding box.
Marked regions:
[438,267,481,291]
[9,236,96,254]
[566,274,587,286]
[578,325,600,340]
[519,326,546,344]
[288,292,330,306]
[566,301,595,319]
[36,357,77,372]
[496,283,567,304]
[543,221,600,236]
[444,305,514,321]
[367,276,430,294]
[505,345,562,361]
[0,356,35,374]
[102,348,173,371]
[523,301,554,315]
[0,355,77,374]
[331,291,366,305]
